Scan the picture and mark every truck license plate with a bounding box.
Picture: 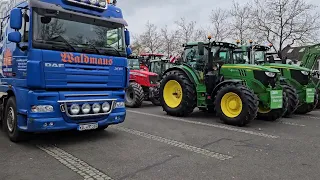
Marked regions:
[78,123,98,131]
[270,90,283,109]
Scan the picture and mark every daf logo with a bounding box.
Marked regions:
[45,63,65,68]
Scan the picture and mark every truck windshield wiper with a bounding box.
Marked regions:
[81,43,102,55]
[104,46,122,56]
[48,35,77,52]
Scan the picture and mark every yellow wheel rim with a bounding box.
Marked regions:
[258,106,271,114]
[220,92,243,118]
[163,80,183,108]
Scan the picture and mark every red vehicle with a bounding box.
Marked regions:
[125,56,160,107]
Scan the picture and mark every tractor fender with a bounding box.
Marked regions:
[162,67,197,85]
[211,79,244,98]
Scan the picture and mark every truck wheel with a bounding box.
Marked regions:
[3,97,28,142]
[295,92,319,114]
[214,84,258,126]
[160,70,196,117]
[149,86,161,106]
[282,84,299,117]
[125,82,144,108]
[257,91,288,121]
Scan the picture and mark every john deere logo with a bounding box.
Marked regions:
[60,52,113,66]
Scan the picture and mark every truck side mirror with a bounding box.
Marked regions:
[198,42,204,55]
[8,31,21,43]
[124,29,130,46]
[10,8,23,30]
[126,47,132,56]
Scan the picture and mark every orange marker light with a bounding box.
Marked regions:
[107,0,110,4]
[208,35,212,39]
[236,39,240,44]
[249,40,253,43]
[268,43,273,47]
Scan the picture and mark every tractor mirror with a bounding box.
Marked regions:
[198,42,204,55]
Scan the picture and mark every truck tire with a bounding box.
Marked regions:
[149,86,161,106]
[3,96,28,142]
[160,70,196,117]
[257,91,288,121]
[282,84,299,117]
[125,82,144,108]
[295,92,319,114]
[214,83,258,126]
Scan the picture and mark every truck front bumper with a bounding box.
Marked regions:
[22,111,126,132]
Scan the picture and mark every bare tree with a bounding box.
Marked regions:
[140,21,162,54]
[130,34,144,55]
[251,0,320,57]
[229,1,252,44]
[175,17,198,44]
[209,8,231,41]
[161,25,178,57]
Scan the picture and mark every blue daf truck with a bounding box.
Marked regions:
[0,0,131,142]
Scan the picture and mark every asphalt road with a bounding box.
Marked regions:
[1,102,320,180]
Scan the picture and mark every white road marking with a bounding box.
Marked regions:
[112,126,233,161]
[127,110,279,139]
[37,145,113,180]
[296,115,320,120]
[278,120,306,127]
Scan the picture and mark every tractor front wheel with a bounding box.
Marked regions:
[214,84,258,126]
[283,84,299,118]
[125,82,144,108]
[295,92,319,114]
[257,91,288,121]
[160,70,196,117]
[149,86,161,106]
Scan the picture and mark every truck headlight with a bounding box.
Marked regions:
[265,72,276,78]
[301,71,309,75]
[81,103,91,114]
[31,105,54,113]
[102,102,111,112]
[92,103,101,113]
[70,104,80,115]
[115,102,125,108]
[98,0,106,6]
[89,0,97,4]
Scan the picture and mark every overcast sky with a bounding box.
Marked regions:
[118,0,319,35]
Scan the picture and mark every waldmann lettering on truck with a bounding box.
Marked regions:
[61,52,113,66]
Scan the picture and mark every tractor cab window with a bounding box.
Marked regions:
[150,60,162,74]
[128,58,140,70]
[233,51,249,64]
[253,51,266,63]
[211,47,233,64]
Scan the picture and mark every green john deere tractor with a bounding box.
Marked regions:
[159,40,286,126]
[235,43,317,115]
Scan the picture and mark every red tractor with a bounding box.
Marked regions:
[125,55,160,107]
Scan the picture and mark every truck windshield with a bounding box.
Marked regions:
[32,8,126,57]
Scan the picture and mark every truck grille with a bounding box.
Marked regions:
[253,70,276,88]
[290,69,309,85]
[45,64,124,88]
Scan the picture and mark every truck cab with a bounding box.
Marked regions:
[0,0,131,142]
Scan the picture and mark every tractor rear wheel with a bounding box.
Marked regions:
[214,84,258,126]
[295,92,319,114]
[282,84,299,117]
[125,82,144,108]
[160,70,196,117]
[257,91,288,121]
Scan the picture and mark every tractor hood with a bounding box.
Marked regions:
[264,63,311,72]
[130,70,158,76]
[222,64,280,73]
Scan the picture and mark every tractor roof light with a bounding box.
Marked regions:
[208,35,212,40]
[236,39,240,44]
[249,40,253,44]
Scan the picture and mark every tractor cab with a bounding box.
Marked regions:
[149,59,175,78]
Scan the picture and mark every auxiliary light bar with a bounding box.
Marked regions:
[65,0,108,10]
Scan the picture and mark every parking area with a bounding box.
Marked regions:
[1,102,320,180]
